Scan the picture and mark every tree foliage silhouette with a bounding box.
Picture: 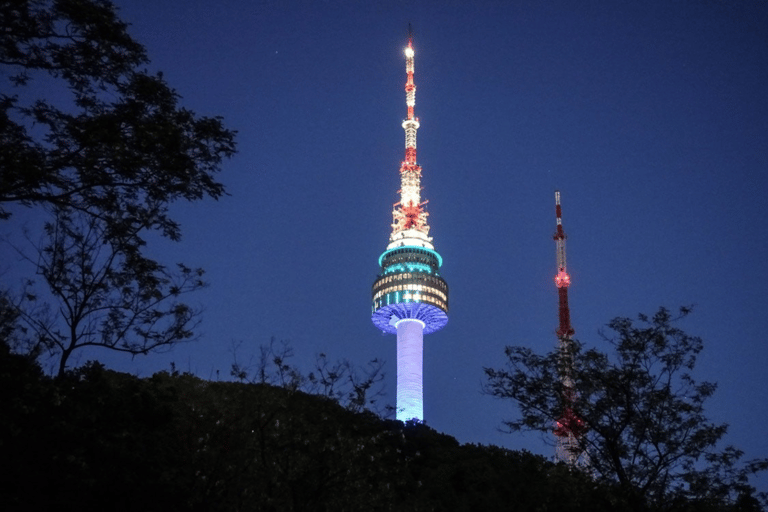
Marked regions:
[12,209,206,375]
[230,337,390,415]
[1,0,235,236]
[0,344,622,512]
[0,0,236,371]
[484,307,767,512]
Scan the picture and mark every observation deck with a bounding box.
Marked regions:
[371,246,449,334]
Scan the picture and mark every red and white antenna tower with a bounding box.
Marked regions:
[552,191,587,466]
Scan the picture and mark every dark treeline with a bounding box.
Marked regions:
[4,342,760,512]
[0,342,616,512]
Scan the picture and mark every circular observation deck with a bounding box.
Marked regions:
[371,246,449,334]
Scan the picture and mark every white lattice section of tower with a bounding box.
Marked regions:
[555,190,567,273]
[402,119,419,150]
[556,433,591,469]
[400,169,421,207]
[556,432,582,465]
[557,242,567,275]
[405,46,414,74]
[406,88,416,109]
[417,211,430,232]
[395,318,425,421]
[388,230,433,250]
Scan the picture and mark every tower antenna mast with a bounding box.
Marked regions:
[554,191,574,339]
[371,31,449,422]
[553,191,587,466]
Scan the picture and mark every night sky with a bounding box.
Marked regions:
[4,0,767,484]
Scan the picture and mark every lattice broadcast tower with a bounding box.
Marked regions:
[552,191,588,467]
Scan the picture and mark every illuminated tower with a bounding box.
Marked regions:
[371,32,449,422]
[552,191,587,466]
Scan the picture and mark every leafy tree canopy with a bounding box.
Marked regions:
[484,307,767,512]
[0,0,236,372]
[1,0,235,240]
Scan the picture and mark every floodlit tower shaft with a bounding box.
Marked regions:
[371,34,449,422]
[552,191,586,466]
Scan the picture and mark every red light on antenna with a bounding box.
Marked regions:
[555,270,571,288]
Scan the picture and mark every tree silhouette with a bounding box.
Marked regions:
[1,0,235,370]
[1,0,235,237]
[484,307,767,512]
[11,208,205,375]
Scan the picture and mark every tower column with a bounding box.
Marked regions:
[395,318,425,421]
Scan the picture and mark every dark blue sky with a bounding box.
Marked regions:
[4,0,767,481]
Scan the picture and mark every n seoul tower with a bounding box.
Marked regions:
[371,31,449,422]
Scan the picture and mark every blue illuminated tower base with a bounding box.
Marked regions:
[372,246,449,421]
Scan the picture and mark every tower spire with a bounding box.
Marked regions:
[389,29,430,247]
[371,32,449,423]
[554,190,574,338]
[552,191,587,466]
